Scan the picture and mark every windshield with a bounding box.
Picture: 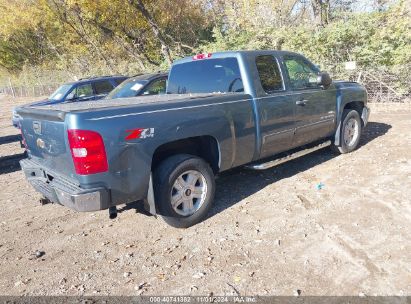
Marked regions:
[167,57,244,94]
[49,84,73,101]
[106,78,147,99]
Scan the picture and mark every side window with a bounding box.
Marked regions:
[256,55,283,93]
[94,81,114,95]
[140,78,167,95]
[75,84,94,98]
[114,78,126,86]
[283,56,319,90]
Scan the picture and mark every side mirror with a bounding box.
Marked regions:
[317,72,332,88]
[64,92,76,102]
[64,96,77,103]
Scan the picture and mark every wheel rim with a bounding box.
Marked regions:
[170,170,208,216]
[343,117,359,147]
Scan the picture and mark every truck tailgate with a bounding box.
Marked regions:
[18,107,75,178]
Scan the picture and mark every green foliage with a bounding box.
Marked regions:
[201,3,410,71]
[0,0,214,81]
[0,0,409,88]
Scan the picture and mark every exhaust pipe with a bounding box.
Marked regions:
[109,206,117,219]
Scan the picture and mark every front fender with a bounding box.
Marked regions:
[333,82,368,146]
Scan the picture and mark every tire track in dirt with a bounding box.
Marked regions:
[332,235,382,277]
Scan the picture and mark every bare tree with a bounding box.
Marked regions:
[47,0,115,72]
[128,0,173,65]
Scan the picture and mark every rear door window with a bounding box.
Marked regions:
[94,80,114,95]
[256,55,284,93]
[167,57,243,94]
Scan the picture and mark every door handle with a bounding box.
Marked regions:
[296,99,308,106]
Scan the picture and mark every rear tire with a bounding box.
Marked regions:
[153,154,215,228]
[332,109,362,154]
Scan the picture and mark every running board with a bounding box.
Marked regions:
[246,140,331,170]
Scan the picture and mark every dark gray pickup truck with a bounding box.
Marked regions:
[18,50,369,228]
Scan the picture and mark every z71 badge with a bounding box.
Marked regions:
[125,128,155,140]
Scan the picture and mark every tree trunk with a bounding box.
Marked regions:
[311,0,330,25]
[129,0,173,65]
[322,0,330,24]
[311,0,320,24]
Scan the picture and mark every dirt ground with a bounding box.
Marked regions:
[0,95,410,296]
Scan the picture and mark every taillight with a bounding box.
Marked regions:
[193,53,212,60]
[67,129,108,175]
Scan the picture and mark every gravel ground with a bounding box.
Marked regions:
[0,95,410,296]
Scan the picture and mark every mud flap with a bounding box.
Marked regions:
[334,121,341,146]
[361,106,370,127]
[145,174,157,216]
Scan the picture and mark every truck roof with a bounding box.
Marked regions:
[130,72,168,82]
[64,75,127,86]
[173,50,301,65]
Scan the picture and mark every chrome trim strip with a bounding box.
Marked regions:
[262,118,334,141]
[296,118,335,130]
[89,99,251,121]
[263,128,295,142]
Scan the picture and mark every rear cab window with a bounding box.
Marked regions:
[167,57,243,94]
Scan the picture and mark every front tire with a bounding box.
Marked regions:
[332,109,362,154]
[153,154,215,228]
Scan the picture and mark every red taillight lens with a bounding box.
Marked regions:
[67,129,108,175]
[193,53,212,60]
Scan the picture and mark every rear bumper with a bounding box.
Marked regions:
[20,158,110,212]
